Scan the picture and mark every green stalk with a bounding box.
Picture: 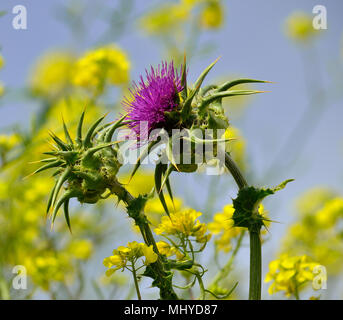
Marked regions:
[224,152,262,300]
[111,180,178,300]
[248,226,262,300]
[131,261,142,300]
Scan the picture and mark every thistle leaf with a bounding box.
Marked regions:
[64,198,72,234]
[30,160,64,176]
[182,57,220,119]
[180,54,188,101]
[217,79,270,92]
[51,167,72,208]
[155,163,170,216]
[199,90,264,114]
[128,140,159,183]
[232,179,294,229]
[84,115,106,148]
[76,111,85,146]
[62,117,74,146]
[104,114,127,142]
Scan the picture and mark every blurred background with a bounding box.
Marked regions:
[0,0,343,300]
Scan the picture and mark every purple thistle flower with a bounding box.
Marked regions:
[123,61,183,141]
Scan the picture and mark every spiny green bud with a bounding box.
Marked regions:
[32,112,127,231]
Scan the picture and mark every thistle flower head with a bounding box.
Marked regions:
[123,61,183,139]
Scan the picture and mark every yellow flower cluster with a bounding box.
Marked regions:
[28,45,130,99]
[200,0,224,29]
[103,241,158,276]
[209,204,268,252]
[208,204,241,252]
[156,241,185,260]
[282,188,343,274]
[265,254,319,298]
[285,12,316,42]
[72,45,130,93]
[155,209,211,243]
[140,0,224,35]
[67,239,93,260]
[24,253,72,291]
[29,51,75,98]
[0,134,20,154]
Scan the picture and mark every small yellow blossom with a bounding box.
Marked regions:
[72,44,130,93]
[67,239,93,260]
[155,208,211,243]
[265,254,319,298]
[200,0,224,29]
[0,134,21,153]
[156,241,185,260]
[29,51,75,98]
[103,241,158,276]
[285,12,316,42]
[140,3,190,35]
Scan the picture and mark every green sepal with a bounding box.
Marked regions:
[181,57,219,120]
[232,179,294,230]
[217,79,270,92]
[155,163,170,216]
[76,111,85,146]
[83,115,106,148]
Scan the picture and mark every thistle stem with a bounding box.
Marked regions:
[111,180,178,300]
[248,227,262,300]
[224,152,262,300]
[131,262,142,300]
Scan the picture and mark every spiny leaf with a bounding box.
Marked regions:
[64,198,72,234]
[76,111,85,146]
[29,160,64,176]
[200,90,264,114]
[104,114,127,142]
[128,140,159,183]
[180,54,188,101]
[165,137,179,172]
[46,181,57,215]
[159,164,174,193]
[155,163,170,216]
[217,79,271,92]
[48,131,68,151]
[62,117,74,146]
[51,167,72,208]
[51,191,75,226]
[182,57,220,119]
[84,141,118,158]
[84,114,107,148]
[232,179,294,229]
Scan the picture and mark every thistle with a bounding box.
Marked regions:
[127,57,268,215]
[31,112,126,230]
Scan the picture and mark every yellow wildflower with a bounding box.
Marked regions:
[140,3,190,35]
[29,50,75,98]
[200,0,224,29]
[155,208,211,243]
[265,254,319,298]
[103,241,158,276]
[156,241,185,260]
[285,12,316,42]
[72,44,130,93]
[0,134,21,153]
[67,239,93,260]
